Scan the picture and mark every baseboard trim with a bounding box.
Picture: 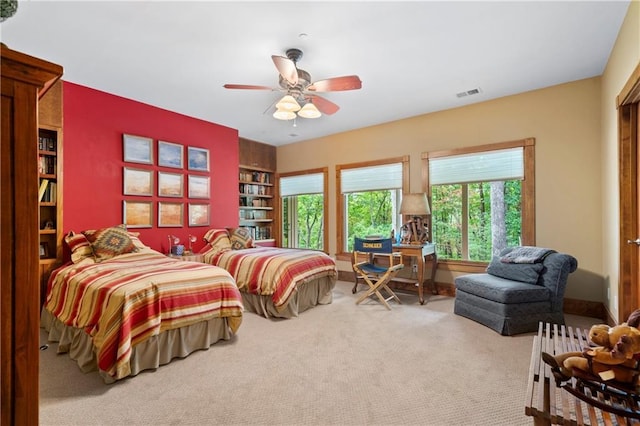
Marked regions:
[337,270,606,321]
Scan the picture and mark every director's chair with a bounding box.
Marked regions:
[352,237,404,310]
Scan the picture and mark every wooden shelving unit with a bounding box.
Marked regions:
[38,80,63,301]
[239,138,277,246]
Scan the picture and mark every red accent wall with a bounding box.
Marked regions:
[62,81,239,254]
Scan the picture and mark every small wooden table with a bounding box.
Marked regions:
[168,253,204,263]
[392,243,437,305]
[525,322,639,425]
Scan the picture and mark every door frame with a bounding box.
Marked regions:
[618,62,640,322]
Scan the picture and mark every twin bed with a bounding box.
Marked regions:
[41,225,337,383]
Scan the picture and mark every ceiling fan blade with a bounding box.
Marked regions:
[223,84,274,90]
[307,75,362,92]
[271,55,298,86]
[309,95,340,115]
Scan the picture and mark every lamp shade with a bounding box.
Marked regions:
[276,95,301,112]
[399,193,430,216]
[297,102,321,119]
[273,108,296,120]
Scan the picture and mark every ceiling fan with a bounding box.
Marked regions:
[223,48,362,120]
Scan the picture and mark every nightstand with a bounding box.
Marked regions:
[168,253,205,263]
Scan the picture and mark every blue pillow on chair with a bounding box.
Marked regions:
[486,256,544,285]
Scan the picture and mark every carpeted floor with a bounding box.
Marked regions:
[39,280,600,425]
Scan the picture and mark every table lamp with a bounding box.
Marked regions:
[399,193,431,244]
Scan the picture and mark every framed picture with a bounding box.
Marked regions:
[123,167,153,196]
[187,146,210,172]
[189,203,210,227]
[188,175,210,199]
[158,140,184,169]
[123,201,153,228]
[158,171,183,197]
[123,134,153,164]
[39,242,49,259]
[158,202,184,227]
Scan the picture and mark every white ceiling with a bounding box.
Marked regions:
[0,1,630,146]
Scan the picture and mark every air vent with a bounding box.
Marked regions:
[456,87,482,98]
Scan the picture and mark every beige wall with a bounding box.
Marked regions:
[277,3,640,307]
[601,0,640,321]
[278,77,604,302]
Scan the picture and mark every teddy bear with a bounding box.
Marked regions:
[542,309,640,386]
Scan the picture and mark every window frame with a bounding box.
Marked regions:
[336,156,409,258]
[422,138,535,268]
[277,167,329,253]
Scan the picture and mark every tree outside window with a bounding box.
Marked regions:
[431,181,522,261]
[344,189,401,252]
[424,139,535,263]
[337,157,408,254]
[279,169,328,251]
[282,194,324,250]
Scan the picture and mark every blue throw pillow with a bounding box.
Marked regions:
[486,256,544,284]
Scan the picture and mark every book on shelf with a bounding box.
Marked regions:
[38,179,49,202]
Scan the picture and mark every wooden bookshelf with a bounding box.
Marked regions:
[239,138,277,245]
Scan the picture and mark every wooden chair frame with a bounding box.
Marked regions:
[352,238,404,310]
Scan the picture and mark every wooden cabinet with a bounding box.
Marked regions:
[37,80,63,303]
[239,137,276,170]
[1,43,62,426]
[239,138,277,245]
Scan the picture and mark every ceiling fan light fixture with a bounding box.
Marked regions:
[276,95,301,112]
[297,102,321,119]
[273,108,296,120]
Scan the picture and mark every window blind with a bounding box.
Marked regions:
[429,147,524,185]
[340,163,403,193]
[280,173,323,196]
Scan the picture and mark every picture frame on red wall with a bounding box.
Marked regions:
[123,134,153,165]
[188,203,209,227]
[187,146,209,172]
[123,200,153,228]
[158,140,183,169]
[158,202,184,227]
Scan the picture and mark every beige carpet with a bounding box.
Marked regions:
[39,280,599,425]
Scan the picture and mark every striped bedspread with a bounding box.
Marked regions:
[44,249,243,380]
[202,247,337,310]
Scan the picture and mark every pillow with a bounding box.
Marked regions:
[82,224,138,262]
[227,227,255,250]
[65,231,95,264]
[127,231,150,250]
[203,229,231,253]
[486,256,544,285]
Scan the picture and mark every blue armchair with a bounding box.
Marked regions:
[453,247,578,335]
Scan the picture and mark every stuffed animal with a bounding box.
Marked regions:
[542,309,640,385]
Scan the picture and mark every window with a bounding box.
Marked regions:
[336,157,409,254]
[279,168,328,251]
[423,139,535,263]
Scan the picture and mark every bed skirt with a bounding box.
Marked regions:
[241,275,336,319]
[41,308,234,384]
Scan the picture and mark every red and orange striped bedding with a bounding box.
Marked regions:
[44,249,243,380]
[202,246,337,310]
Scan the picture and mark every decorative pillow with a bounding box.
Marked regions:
[486,256,544,285]
[82,224,138,262]
[227,227,254,250]
[65,231,95,264]
[127,231,149,250]
[203,228,230,245]
[203,229,231,253]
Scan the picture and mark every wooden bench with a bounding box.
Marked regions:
[525,322,640,425]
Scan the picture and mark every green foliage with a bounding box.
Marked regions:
[432,181,522,261]
[345,190,395,251]
[281,194,324,250]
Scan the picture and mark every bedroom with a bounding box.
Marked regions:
[2,0,639,424]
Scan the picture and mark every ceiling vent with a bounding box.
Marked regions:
[456,88,482,98]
